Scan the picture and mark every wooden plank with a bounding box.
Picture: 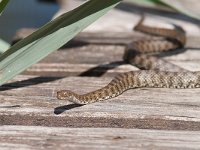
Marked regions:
[23,51,200,76]
[23,63,138,77]
[0,126,200,150]
[13,31,200,48]
[19,32,200,76]
[23,60,200,77]
[1,75,200,130]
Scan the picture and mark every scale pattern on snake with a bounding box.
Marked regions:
[57,16,200,105]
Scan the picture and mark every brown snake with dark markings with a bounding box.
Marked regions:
[57,17,200,105]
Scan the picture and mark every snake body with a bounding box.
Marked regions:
[57,17,198,105]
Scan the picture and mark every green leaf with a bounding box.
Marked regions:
[129,0,200,20]
[128,0,161,7]
[0,39,9,54]
[0,0,9,15]
[158,0,200,20]
[0,0,122,85]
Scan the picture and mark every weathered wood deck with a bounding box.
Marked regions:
[1,0,200,149]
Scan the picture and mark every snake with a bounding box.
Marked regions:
[57,16,200,105]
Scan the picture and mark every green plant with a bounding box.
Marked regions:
[0,0,10,53]
[0,0,9,15]
[0,0,199,85]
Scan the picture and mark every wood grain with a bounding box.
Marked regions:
[0,126,200,150]
[0,74,200,130]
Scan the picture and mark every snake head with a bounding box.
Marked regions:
[57,90,75,100]
[57,90,86,105]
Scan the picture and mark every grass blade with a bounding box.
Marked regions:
[0,39,9,54]
[0,0,9,15]
[0,0,121,85]
[158,0,200,20]
[128,0,161,7]
[129,0,200,20]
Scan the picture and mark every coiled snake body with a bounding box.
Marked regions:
[57,17,200,105]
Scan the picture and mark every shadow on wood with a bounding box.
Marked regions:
[0,76,64,91]
[54,104,83,115]
[80,61,125,77]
